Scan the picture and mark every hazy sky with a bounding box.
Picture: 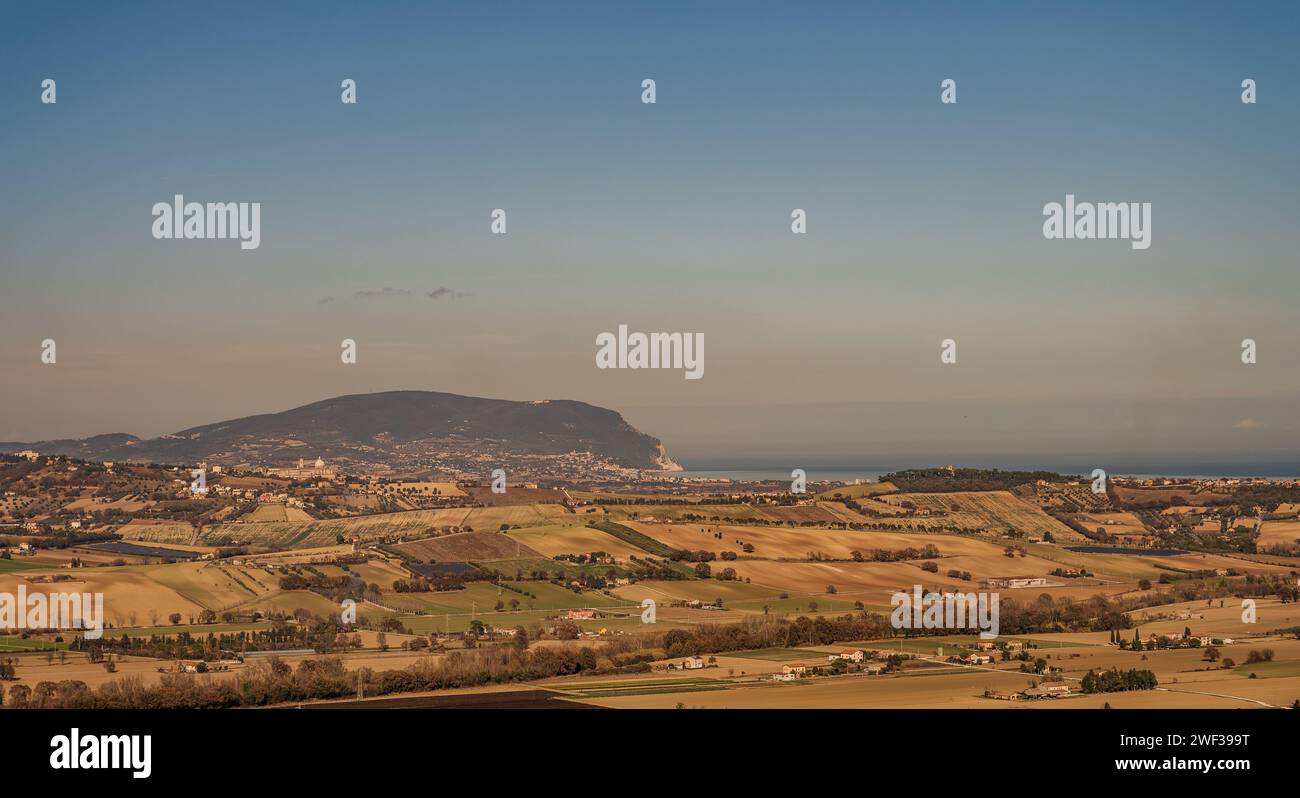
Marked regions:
[3,2,1298,471]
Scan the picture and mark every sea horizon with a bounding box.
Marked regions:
[671,461,1300,481]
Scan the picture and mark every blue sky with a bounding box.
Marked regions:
[2,2,1298,470]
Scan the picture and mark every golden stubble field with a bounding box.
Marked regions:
[1257,519,1300,549]
[0,567,207,624]
[623,522,1108,601]
[576,635,1300,709]
[1128,597,1300,638]
[505,524,654,561]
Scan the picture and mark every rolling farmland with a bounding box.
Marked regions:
[390,531,544,562]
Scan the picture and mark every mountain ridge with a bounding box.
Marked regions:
[0,390,681,472]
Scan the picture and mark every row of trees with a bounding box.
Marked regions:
[7,612,898,708]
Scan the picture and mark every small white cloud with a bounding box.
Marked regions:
[1232,417,1263,430]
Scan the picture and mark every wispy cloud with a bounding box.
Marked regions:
[317,296,335,304]
[353,288,411,300]
[1233,417,1263,430]
[428,287,470,301]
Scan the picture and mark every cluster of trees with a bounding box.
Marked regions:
[624,555,688,581]
[670,549,718,563]
[278,572,380,603]
[553,551,615,565]
[1245,648,1275,664]
[1080,667,1158,693]
[688,562,741,581]
[1230,484,1300,512]
[391,576,467,593]
[1050,567,1091,578]
[660,613,894,658]
[993,595,1133,635]
[870,544,940,562]
[69,614,407,660]
[1115,628,1203,651]
[881,468,1067,493]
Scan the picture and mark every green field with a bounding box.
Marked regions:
[543,676,730,698]
[619,579,781,605]
[380,581,628,617]
[0,635,69,652]
[724,647,826,662]
[389,581,638,633]
[107,621,275,638]
[240,589,393,622]
[1232,660,1300,679]
[477,557,630,581]
[727,596,867,615]
[815,482,900,500]
[192,505,589,550]
[586,521,678,556]
[0,558,49,573]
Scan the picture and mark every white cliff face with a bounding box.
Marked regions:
[652,443,683,471]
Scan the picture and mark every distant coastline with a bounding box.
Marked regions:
[672,462,1300,482]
